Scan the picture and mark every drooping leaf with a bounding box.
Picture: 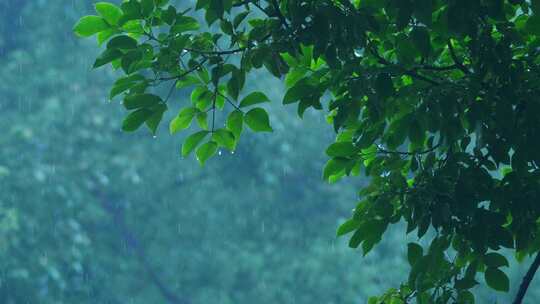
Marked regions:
[337,219,361,236]
[182,131,209,157]
[211,129,236,151]
[122,108,153,132]
[485,268,509,292]
[226,110,243,138]
[196,141,218,164]
[170,107,198,134]
[145,104,167,134]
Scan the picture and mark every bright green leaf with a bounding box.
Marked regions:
[73,16,110,37]
[239,92,270,108]
[196,141,218,164]
[170,107,198,134]
[182,131,209,157]
[244,108,272,132]
[95,2,123,25]
[226,110,243,138]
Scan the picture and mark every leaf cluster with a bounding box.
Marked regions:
[75,0,540,302]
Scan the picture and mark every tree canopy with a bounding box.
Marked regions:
[75,0,540,303]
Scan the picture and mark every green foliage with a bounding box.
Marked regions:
[75,0,540,302]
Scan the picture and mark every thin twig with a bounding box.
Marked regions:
[158,58,208,81]
[447,40,471,75]
[367,43,441,86]
[217,92,243,112]
[376,143,441,156]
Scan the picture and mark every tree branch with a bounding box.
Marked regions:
[513,252,540,304]
[447,40,471,75]
[90,184,190,304]
[367,43,441,86]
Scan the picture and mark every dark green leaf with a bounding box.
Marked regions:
[407,243,423,266]
[484,252,509,268]
[173,16,200,32]
[123,94,162,110]
[326,142,358,158]
[107,35,138,50]
[485,268,509,292]
[337,219,360,236]
[122,108,153,132]
[93,49,123,68]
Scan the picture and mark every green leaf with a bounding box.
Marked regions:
[323,158,348,182]
[239,92,270,108]
[526,14,540,35]
[484,252,509,268]
[170,107,198,134]
[233,11,250,28]
[109,74,146,99]
[196,112,209,130]
[122,108,153,132]
[161,6,177,25]
[145,104,167,135]
[283,81,313,104]
[73,16,110,37]
[226,110,243,138]
[337,219,360,236]
[107,35,138,50]
[485,268,509,292]
[182,131,209,157]
[407,243,423,266]
[326,142,357,158]
[211,129,236,151]
[97,28,118,45]
[123,94,162,110]
[93,49,123,68]
[140,0,155,17]
[196,141,218,164]
[456,290,475,304]
[173,16,200,33]
[95,2,123,25]
[244,108,272,132]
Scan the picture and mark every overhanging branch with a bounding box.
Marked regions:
[512,252,540,304]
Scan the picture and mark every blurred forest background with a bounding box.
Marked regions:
[1,1,540,303]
